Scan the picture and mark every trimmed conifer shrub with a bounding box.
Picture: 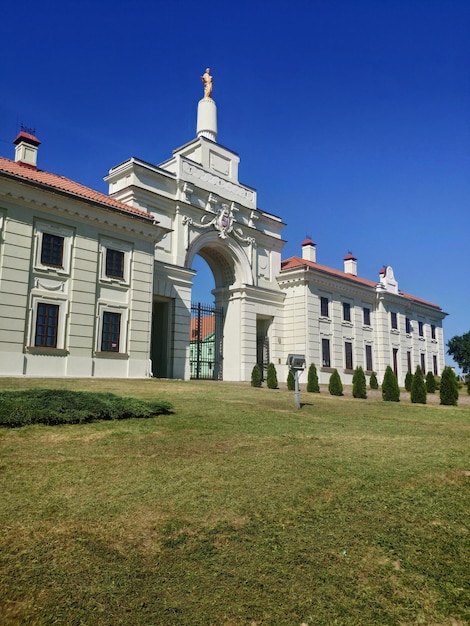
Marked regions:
[251,364,262,387]
[352,366,367,399]
[306,363,320,393]
[266,363,278,389]
[328,369,343,396]
[287,370,295,391]
[440,366,459,406]
[382,365,400,402]
[425,371,437,393]
[411,365,427,404]
[369,371,378,390]
[404,370,413,392]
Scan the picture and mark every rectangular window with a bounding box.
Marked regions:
[433,355,438,376]
[320,297,329,317]
[419,321,424,337]
[343,302,351,322]
[321,338,330,367]
[363,307,371,326]
[407,351,412,372]
[421,353,426,374]
[391,311,398,330]
[345,342,353,370]
[41,233,64,267]
[105,248,125,279]
[431,324,436,340]
[365,344,373,372]
[35,303,59,348]
[101,311,121,352]
[406,317,412,334]
[393,348,399,376]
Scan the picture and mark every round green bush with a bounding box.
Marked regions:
[352,366,367,399]
[251,364,262,388]
[382,366,400,402]
[369,371,378,390]
[266,363,278,389]
[306,363,320,393]
[328,369,343,396]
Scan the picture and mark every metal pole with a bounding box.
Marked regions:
[294,370,301,409]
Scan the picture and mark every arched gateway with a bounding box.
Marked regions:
[105,74,286,381]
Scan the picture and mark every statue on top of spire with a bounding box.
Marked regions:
[201,68,213,99]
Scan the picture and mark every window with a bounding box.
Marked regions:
[406,317,412,334]
[101,311,121,352]
[343,302,351,322]
[105,248,125,279]
[321,338,331,367]
[100,237,132,284]
[320,297,329,317]
[418,321,424,337]
[365,344,373,372]
[391,311,398,330]
[345,342,353,370]
[35,221,74,274]
[393,348,399,377]
[407,351,412,372]
[433,355,438,376]
[363,307,371,326]
[421,353,426,374]
[431,324,436,340]
[40,233,64,267]
[34,303,59,348]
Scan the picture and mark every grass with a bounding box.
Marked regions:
[0,377,469,625]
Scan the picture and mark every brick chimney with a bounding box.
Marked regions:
[301,238,316,262]
[344,252,357,275]
[14,130,41,168]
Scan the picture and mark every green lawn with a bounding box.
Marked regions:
[0,378,469,625]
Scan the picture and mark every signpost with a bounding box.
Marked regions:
[286,354,306,409]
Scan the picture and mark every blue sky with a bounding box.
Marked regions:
[1,0,469,368]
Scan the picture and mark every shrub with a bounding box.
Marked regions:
[369,371,378,390]
[467,375,470,396]
[382,366,400,402]
[251,364,262,388]
[266,363,278,389]
[287,370,295,391]
[306,363,320,393]
[425,371,437,393]
[328,369,343,396]
[440,366,459,406]
[0,389,172,428]
[404,370,413,392]
[411,365,427,404]
[352,366,367,399]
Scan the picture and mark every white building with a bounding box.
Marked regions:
[0,86,447,385]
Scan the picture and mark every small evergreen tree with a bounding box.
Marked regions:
[411,365,427,404]
[306,363,320,393]
[440,366,459,406]
[266,363,278,389]
[382,365,400,402]
[404,370,413,392]
[287,370,295,391]
[369,371,378,390]
[251,364,262,388]
[328,369,343,396]
[425,371,436,393]
[352,366,367,399]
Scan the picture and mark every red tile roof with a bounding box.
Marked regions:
[190,315,215,341]
[280,256,442,310]
[0,156,154,221]
[14,131,41,146]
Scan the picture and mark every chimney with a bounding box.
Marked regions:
[344,252,357,275]
[301,238,316,262]
[13,130,41,168]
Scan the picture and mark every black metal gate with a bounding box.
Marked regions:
[257,335,270,381]
[190,302,224,380]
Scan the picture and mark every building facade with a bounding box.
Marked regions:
[0,89,447,385]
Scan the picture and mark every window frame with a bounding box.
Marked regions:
[418,321,424,337]
[391,311,398,330]
[34,220,74,275]
[363,307,371,326]
[321,337,331,368]
[320,296,330,318]
[405,317,412,334]
[344,341,353,371]
[365,344,373,372]
[28,295,68,351]
[342,302,351,323]
[96,303,128,355]
[421,352,426,374]
[100,237,132,285]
